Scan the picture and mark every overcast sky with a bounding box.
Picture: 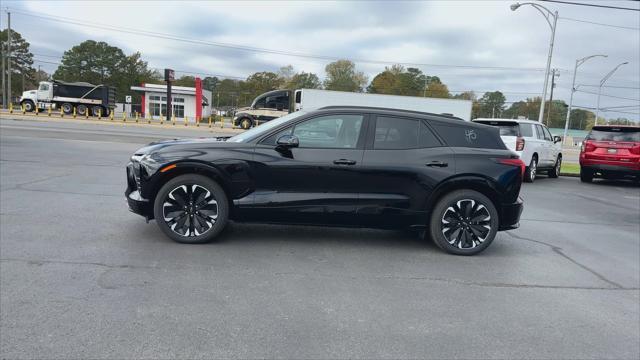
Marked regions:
[3,0,639,121]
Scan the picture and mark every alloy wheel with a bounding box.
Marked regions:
[530,160,537,181]
[441,199,491,249]
[162,184,218,237]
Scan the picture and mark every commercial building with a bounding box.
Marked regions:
[130,78,212,121]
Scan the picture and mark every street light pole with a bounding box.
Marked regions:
[510,2,558,123]
[594,61,628,126]
[562,54,607,146]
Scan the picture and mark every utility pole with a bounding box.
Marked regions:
[545,69,558,126]
[1,42,5,108]
[7,10,11,108]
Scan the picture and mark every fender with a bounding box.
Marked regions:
[233,112,255,121]
[425,173,503,212]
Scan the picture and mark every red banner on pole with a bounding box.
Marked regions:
[195,77,202,121]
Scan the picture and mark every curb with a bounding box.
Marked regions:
[560,172,580,177]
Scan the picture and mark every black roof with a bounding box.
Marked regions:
[317,105,465,121]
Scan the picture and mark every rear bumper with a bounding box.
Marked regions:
[580,163,640,176]
[498,196,523,231]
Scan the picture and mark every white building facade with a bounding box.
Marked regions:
[131,82,212,122]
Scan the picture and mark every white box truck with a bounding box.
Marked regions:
[233,89,473,129]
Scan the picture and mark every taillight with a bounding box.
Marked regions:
[582,140,596,153]
[516,137,525,151]
[494,158,526,179]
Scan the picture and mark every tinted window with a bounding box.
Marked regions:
[519,124,533,137]
[260,126,293,146]
[253,96,266,108]
[293,114,363,149]
[374,117,419,149]
[431,123,503,149]
[265,94,289,110]
[419,121,442,148]
[475,121,519,136]
[587,128,640,142]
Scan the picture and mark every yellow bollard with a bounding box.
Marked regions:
[208,116,212,128]
[48,107,52,117]
[85,107,89,119]
[98,108,102,120]
[147,113,151,124]
[172,113,176,126]
[22,103,25,115]
[35,104,39,116]
[110,111,114,121]
[73,107,77,118]
[221,117,224,129]
[184,115,188,127]
[60,107,64,118]
[160,113,164,125]
[196,116,200,127]
[123,112,127,122]
[9,103,13,114]
[135,111,139,123]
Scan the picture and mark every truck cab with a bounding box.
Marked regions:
[20,81,54,112]
[233,89,291,129]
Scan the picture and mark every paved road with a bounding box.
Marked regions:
[1,118,639,359]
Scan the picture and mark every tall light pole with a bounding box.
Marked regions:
[510,2,558,123]
[562,54,607,146]
[595,61,628,126]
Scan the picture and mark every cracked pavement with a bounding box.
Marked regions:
[1,118,639,359]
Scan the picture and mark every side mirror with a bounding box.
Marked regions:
[276,134,299,148]
[553,135,562,144]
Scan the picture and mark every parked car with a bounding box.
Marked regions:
[126,106,525,255]
[472,118,562,182]
[579,125,640,183]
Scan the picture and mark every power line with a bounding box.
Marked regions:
[540,0,640,11]
[8,9,553,72]
[575,89,640,102]
[559,16,640,30]
[578,84,640,90]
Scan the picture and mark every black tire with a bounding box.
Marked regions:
[103,108,111,117]
[77,104,88,116]
[239,117,253,130]
[548,155,561,178]
[524,155,537,183]
[428,190,499,256]
[580,168,593,183]
[153,174,229,244]
[91,105,103,117]
[22,100,35,112]
[61,103,74,115]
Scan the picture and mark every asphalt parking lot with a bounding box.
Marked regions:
[1,117,639,359]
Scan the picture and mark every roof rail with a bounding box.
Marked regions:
[316,105,465,120]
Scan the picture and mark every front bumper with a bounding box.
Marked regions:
[498,196,524,231]
[125,162,153,219]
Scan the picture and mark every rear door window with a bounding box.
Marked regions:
[587,128,640,142]
[374,116,419,149]
[534,125,545,140]
[542,127,553,141]
[474,121,519,136]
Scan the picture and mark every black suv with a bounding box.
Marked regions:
[126,106,524,255]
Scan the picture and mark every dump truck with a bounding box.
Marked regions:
[19,80,116,116]
[233,88,473,129]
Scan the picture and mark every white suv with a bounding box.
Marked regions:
[473,118,562,182]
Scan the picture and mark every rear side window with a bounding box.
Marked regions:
[431,122,504,149]
[534,125,545,140]
[519,124,533,137]
[374,116,419,149]
[419,120,442,148]
[588,128,640,142]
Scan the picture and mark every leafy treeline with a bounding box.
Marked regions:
[3,32,633,129]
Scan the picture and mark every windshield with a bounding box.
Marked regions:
[475,121,519,136]
[227,111,308,143]
[587,128,640,142]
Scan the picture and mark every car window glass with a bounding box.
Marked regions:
[431,123,503,149]
[374,116,419,149]
[587,129,640,142]
[419,120,442,148]
[543,127,553,141]
[293,114,363,149]
[253,96,266,108]
[535,125,545,140]
[519,124,533,137]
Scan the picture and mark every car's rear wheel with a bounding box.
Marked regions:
[428,190,499,256]
[548,155,561,178]
[580,168,593,183]
[153,174,229,244]
[524,156,537,183]
[76,104,88,116]
[61,103,74,114]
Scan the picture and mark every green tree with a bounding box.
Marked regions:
[285,72,322,89]
[324,59,368,92]
[477,91,506,118]
[368,65,443,97]
[1,29,36,98]
[424,82,450,99]
[53,40,158,102]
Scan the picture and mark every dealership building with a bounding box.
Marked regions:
[131,78,212,121]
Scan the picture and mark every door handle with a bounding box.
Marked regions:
[426,161,448,167]
[333,159,357,165]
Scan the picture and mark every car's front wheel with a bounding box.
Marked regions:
[239,117,253,130]
[428,190,499,256]
[22,100,35,112]
[153,174,229,244]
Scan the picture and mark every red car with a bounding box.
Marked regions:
[579,125,640,183]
